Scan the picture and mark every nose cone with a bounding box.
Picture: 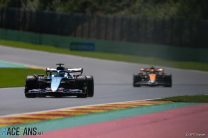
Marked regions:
[51,77,62,92]
[149,74,156,82]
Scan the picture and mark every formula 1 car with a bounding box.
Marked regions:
[133,66,172,87]
[25,63,94,98]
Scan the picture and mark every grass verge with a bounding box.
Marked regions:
[157,95,208,103]
[0,40,208,71]
[0,68,44,88]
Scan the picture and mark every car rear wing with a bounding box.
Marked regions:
[46,67,83,76]
[46,68,83,72]
[46,68,57,72]
[67,68,83,74]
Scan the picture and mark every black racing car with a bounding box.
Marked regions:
[25,63,94,98]
[133,66,172,87]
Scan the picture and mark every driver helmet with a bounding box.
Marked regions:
[150,66,155,73]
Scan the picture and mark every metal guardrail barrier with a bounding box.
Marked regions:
[0,29,208,62]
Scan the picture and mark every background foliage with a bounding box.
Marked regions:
[0,0,207,19]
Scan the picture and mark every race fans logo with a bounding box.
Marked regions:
[0,127,43,136]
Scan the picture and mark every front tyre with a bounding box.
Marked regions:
[25,76,37,98]
[133,74,141,87]
[25,93,36,98]
[86,76,94,97]
[76,76,88,98]
[77,93,88,98]
[164,75,172,87]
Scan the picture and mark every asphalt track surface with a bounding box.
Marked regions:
[0,45,208,116]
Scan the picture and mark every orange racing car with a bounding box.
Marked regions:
[133,66,172,87]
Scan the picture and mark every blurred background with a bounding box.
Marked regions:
[0,0,208,64]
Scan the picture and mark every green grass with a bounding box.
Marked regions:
[1,40,208,71]
[157,95,208,103]
[0,68,44,88]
